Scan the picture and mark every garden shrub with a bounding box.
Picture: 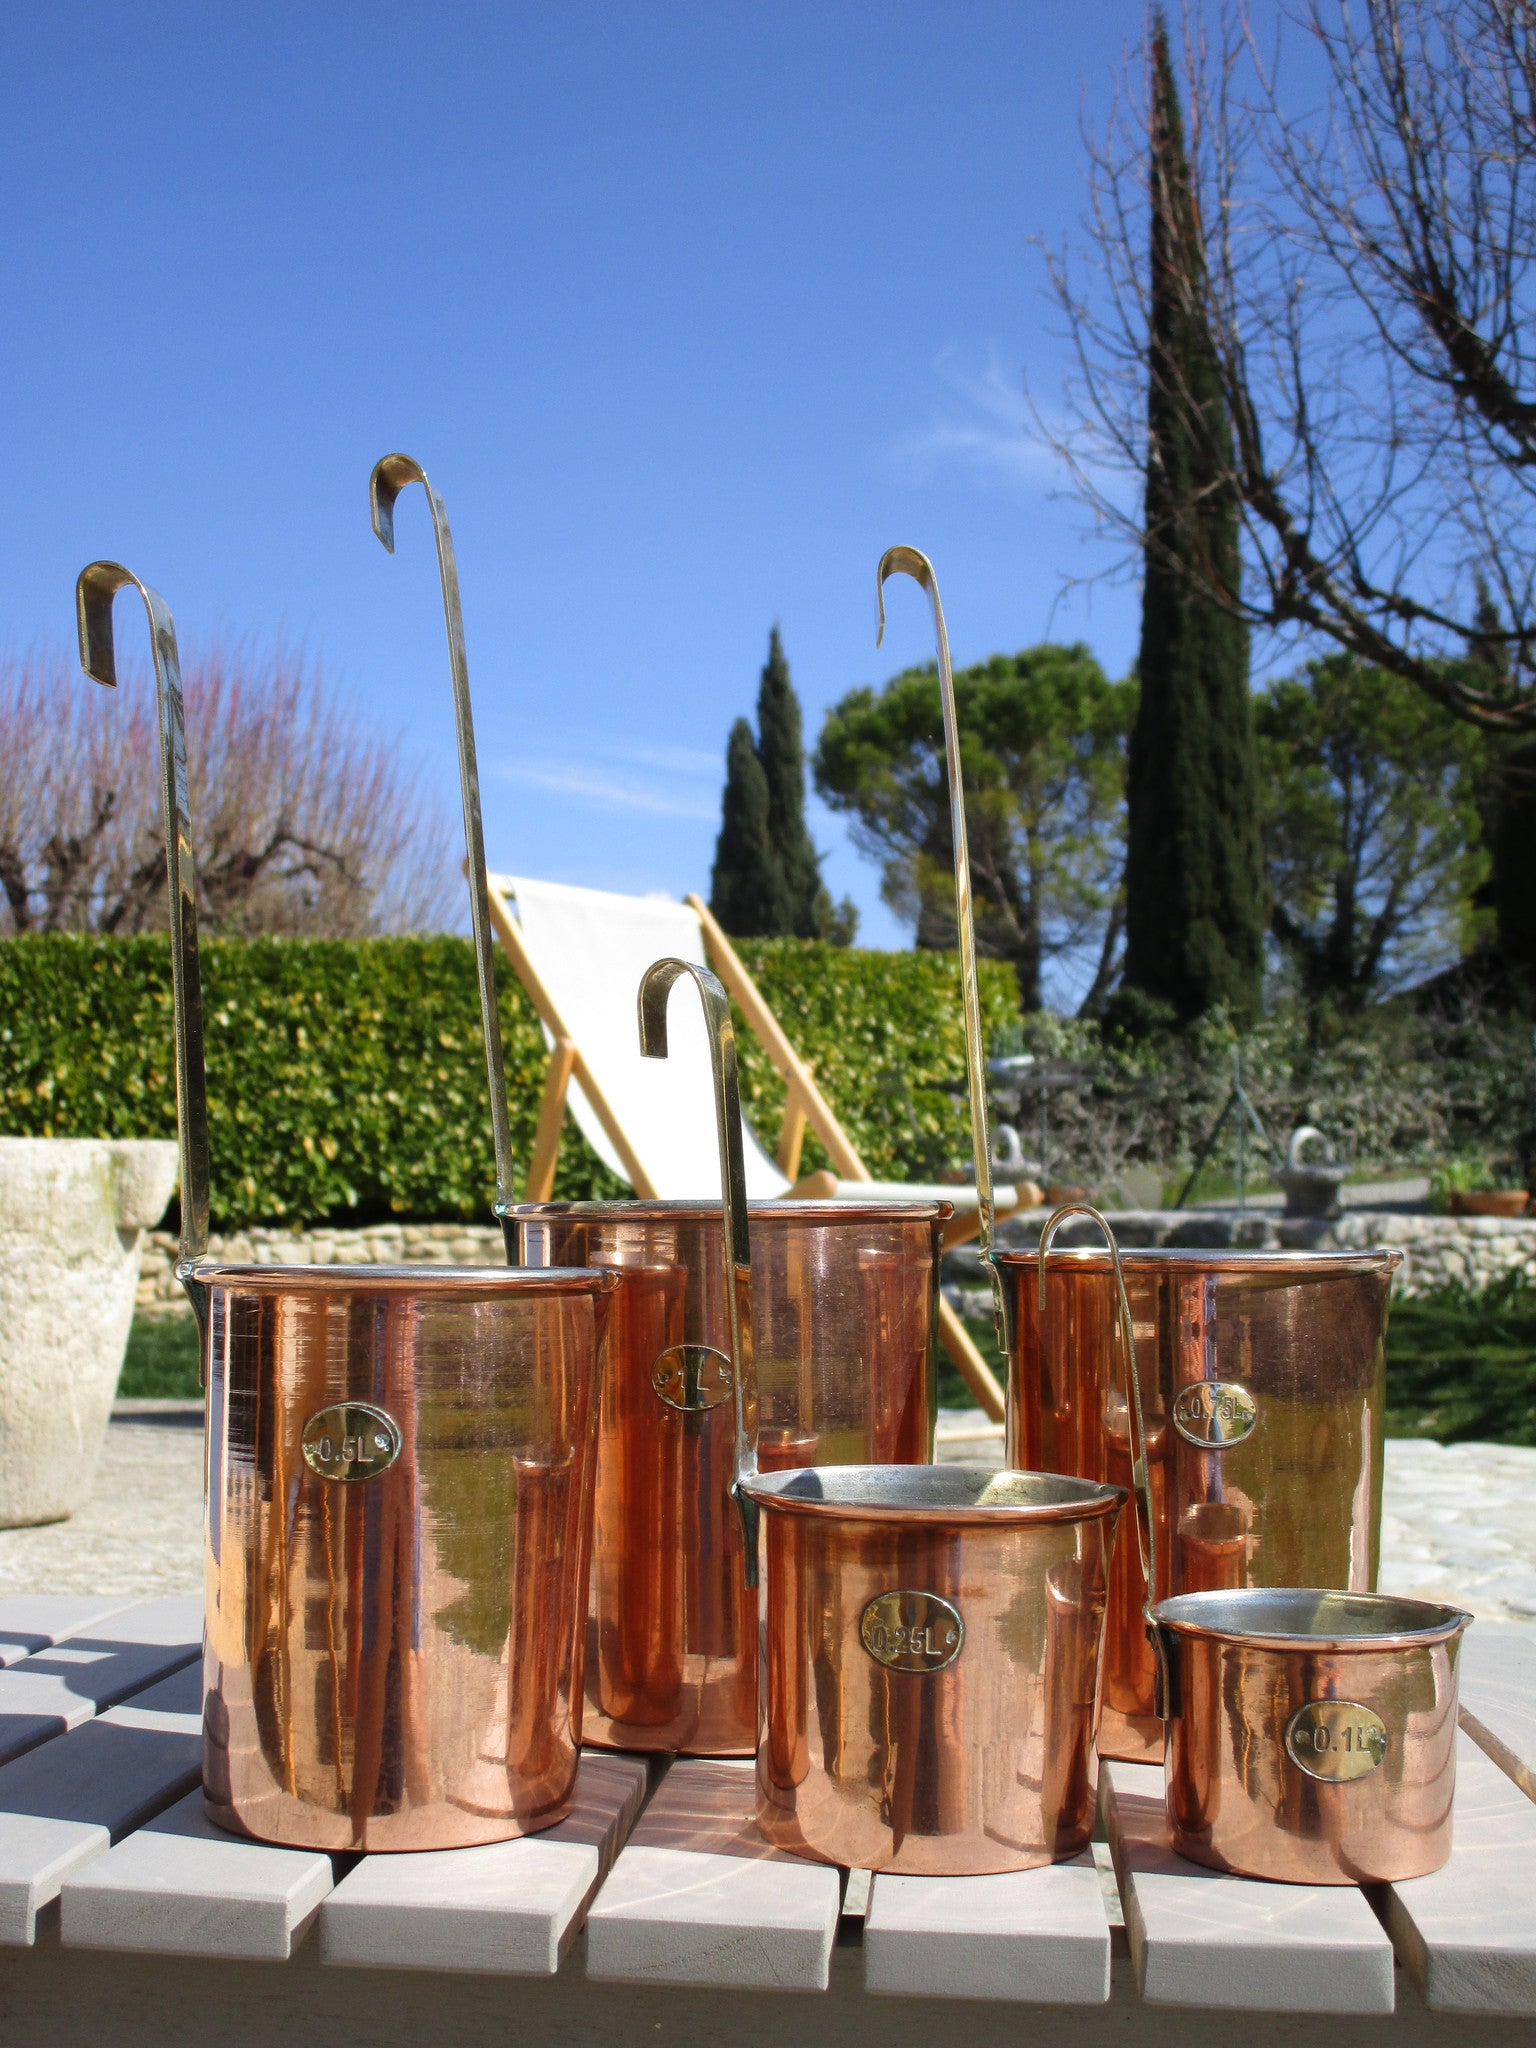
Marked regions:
[0,934,1019,1229]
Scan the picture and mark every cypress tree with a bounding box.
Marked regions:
[1122,14,1265,1026]
[709,717,785,936]
[755,627,825,938]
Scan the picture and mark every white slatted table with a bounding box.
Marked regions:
[584,1756,841,1991]
[2,1594,1535,2044]
[320,1751,649,1975]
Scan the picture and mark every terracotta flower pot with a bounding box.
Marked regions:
[1447,1189,1531,1218]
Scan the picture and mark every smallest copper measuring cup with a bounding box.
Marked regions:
[1064,1201,1477,1884]
[636,956,1124,1877]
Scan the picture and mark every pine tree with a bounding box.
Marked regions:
[1122,15,1266,1027]
[709,717,785,936]
[755,627,824,938]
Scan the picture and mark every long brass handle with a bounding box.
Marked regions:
[371,454,516,1256]
[76,563,211,1336]
[638,956,760,1580]
[876,547,1003,1342]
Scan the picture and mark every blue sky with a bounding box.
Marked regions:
[2,2,1276,958]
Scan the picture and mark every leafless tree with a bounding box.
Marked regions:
[0,644,457,937]
[1038,0,1536,731]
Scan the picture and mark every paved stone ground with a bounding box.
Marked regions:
[1,1405,1532,1619]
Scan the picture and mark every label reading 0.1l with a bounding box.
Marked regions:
[1171,1380,1258,1449]
[301,1403,402,1483]
[860,1591,965,1674]
[1284,1699,1389,1781]
[651,1345,734,1412]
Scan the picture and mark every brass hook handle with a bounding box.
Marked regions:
[370,454,516,1252]
[76,563,212,1319]
[1036,1203,1155,1603]
[877,547,1003,1340]
[638,957,760,1579]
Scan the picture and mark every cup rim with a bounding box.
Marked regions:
[1150,1586,1473,1649]
[738,1462,1125,1525]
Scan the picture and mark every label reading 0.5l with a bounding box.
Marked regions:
[1171,1380,1259,1449]
[301,1403,402,1483]
[1284,1699,1389,1781]
[860,1591,964,1674]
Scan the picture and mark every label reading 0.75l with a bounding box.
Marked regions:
[301,1403,402,1483]
[1171,1380,1258,1449]
[860,1591,965,1674]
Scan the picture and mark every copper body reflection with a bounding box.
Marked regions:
[202,1263,614,1851]
[1000,1248,1399,1759]
[742,1466,1123,1875]
[516,1200,945,1754]
[1151,1589,1471,1883]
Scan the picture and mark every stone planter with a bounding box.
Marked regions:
[0,1138,179,1527]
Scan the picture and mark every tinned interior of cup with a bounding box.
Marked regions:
[738,1462,1124,1523]
[1152,1586,1471,1649]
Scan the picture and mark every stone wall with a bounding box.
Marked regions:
[952,1207,1536,1301]
[136,1223,507,1313]
[138,1206,1536,1313]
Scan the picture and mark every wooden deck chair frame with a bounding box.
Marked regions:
[485,880,1007,1421]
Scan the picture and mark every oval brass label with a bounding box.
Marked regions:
[1285,1700,1388,1781]
[1172,1380,1258,1448]
[860,1591,964,1674]
[651,1344,734,1412]
[301,1403,402,1483]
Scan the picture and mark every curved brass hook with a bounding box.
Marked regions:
[1037,1203,1156,1640]
[876,546,1002,1337]
[370,454,516,1254]
[76,563,211,1330]
[638,956,760,1580]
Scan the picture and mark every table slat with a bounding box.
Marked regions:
[320,1751,649,1976]
[60,1788,333,1962]
[1377,1734,1536,2015]
[0,1662,202,1945]
[0,1596,201,1769]
[1101,1760,1394,2014]
[584,1757,840,1992]
[1459,1624,1536,1803]
[0,1597,140,1670]
[864,1855,1111,2005]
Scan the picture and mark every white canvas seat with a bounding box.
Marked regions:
[484,873,1015,1416]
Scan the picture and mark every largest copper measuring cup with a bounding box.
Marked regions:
[517,1197,945,1754]
[75,457,614,1850]
[999,1239,1402,1760]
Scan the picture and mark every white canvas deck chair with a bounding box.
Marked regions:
[485,873,1017,1418]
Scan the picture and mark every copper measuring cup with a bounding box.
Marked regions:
[515,1197,947,1754]
[998,1235,1403,1759]
[1074,1208,1474,1883]
[638,955,1123,1874]
[75,458,615,1851]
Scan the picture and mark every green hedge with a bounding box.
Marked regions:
[0,935,1019,1230]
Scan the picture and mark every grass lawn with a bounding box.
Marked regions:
[120,1313,203,1398]
[123,1282,1536,1444]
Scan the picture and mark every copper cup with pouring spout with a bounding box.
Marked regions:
[75,457,615,1851]
[515,1196,947,1755]
[998,1236,1403,1760]
[1149,1588,1470,1883]
[637,953,1124,1875]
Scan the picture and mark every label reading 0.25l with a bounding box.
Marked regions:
[1284,1699,1389,1781]
[301,1403,402,1483]
[860,1591,964,1674]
